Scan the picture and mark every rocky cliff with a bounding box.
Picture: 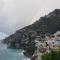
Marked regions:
[3,9,60,59]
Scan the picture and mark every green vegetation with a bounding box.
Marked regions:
[26,42,37,56]
[30,16,60,34]
[42,48,60,60]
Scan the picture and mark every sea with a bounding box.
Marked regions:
[0,40,30,60]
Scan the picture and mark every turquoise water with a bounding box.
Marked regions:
[0,41,30,60]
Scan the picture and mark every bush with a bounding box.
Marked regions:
[42,48,60,60]
[26,43,37,55]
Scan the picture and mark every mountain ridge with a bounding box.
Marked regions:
[3,9,60,59]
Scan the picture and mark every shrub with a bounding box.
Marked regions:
[42,48,60,60]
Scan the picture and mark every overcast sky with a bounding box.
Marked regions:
[0,0,60,35]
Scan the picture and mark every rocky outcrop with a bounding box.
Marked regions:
[3,29,37,58]
[3,9,60,59]
[3,29,37,48]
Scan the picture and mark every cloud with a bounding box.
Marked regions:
[0,0,60,34]
[0,32,8,40]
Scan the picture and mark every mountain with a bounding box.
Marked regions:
[3,9,60,58]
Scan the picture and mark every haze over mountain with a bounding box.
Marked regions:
[0,0,60,34]
[0,32,8,40]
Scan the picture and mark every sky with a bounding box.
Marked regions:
[0,0,60,35]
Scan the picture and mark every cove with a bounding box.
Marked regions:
[0,41,30,60]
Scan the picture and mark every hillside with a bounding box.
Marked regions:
[15,9,60,35]
[3,9,60,58]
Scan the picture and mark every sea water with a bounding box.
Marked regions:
[0,41,30,60]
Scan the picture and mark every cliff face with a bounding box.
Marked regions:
[3,9,60,58]
[3,28,37,58]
